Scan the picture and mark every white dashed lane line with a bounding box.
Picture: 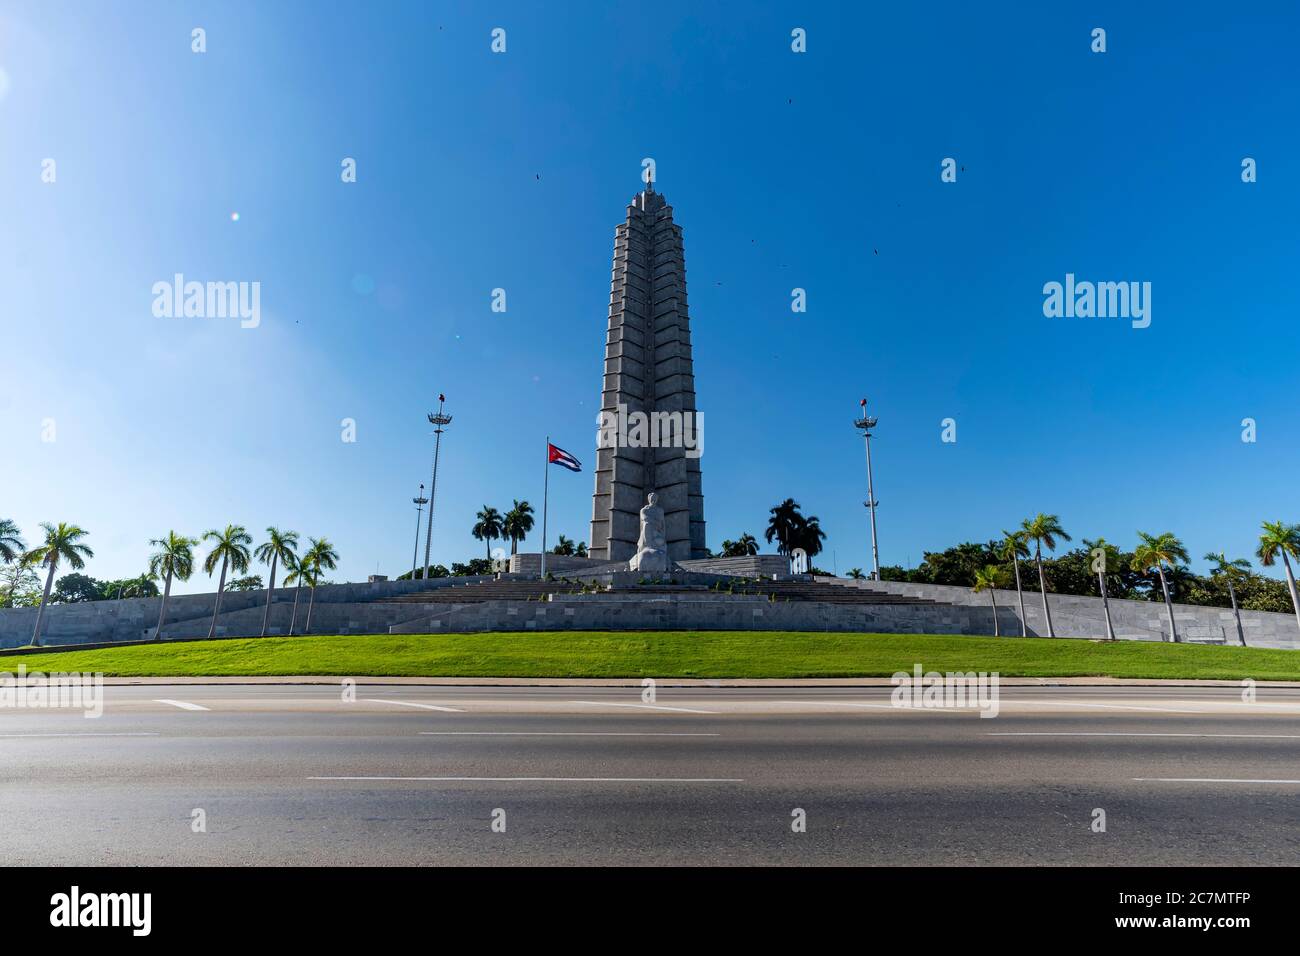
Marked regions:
[308,775,742,783]
[152,699,210,711]
[569,700,719,715]
[0,738,162,743]
[418,731,719,737]
[776,700,899,710]
[363,698,464,713]
[982,738,1300,743]
[775,698,1262,715]
[1134,778,1300,785]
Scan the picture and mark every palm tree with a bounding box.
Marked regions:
[1083,537,1123,641]
[793,515,827,567]
[1205,550,1252,647]
[301,537,339,633]
[847,568,866,580]
[720,533,760,557]
[282,552,307,636]
[148,531,198,639]
[576,541,588,558]
[552,534,575,556]
[972,564,1010,637]
[23,522,93,646]
[1256,520,1300,633]
[997,529,1030,637]
[1020,514,1071,638]
[202,525,252,639]
[255,528,299,637]
[1131,531,1190,643]
[0,519,24,565]
[472,506,504,560]
[765,499,803,555]
[502,500,535,556]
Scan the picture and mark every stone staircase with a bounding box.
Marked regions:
[385,579,588,603]
[740,580,944,605]
[383,577,947,607]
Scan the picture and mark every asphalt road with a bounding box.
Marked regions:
[2,683,1298,865]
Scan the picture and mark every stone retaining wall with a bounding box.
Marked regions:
[388,597,1025,637]
[507,554,613,575]
[822,578,1300,649]
[8,570,1297,651]
[507,553,791,578]
[678,555,790,577]
[0,575,500,648]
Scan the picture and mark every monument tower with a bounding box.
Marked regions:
[589,181,707,562]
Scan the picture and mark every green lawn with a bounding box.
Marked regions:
[1,630,1296,680]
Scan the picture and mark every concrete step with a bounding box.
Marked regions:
[382,578,949,607]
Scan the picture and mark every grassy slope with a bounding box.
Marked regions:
[1,631,1296,680]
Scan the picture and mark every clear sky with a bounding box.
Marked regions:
[2,1,1297,593]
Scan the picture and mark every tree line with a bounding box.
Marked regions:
[874,515,1300,645]
[0,519,338,647]
[466,501,590,562]
[712,499,825,562]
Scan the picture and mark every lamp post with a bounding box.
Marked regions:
[411,483,428,580]
[422,395,453,579]
[853,397,880,581]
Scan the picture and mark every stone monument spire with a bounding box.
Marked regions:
[589,183,706,562]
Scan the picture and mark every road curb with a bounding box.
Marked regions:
[75,675,1300,688]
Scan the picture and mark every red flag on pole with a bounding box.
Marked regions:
[547,443,582,472]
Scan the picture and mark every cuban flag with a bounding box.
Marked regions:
[548,443,582,472]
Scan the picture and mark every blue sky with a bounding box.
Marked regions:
[2,1,1297,592]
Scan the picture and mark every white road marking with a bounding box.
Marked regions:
[776,700,902,710]
[987,738,1294,743]
[308,775,742,783]
[1013,699,1300,715]
[773,698,1220,715]
[0,738,160,743]
[1011,699,1206,714]
[418,731,719,737]
[152,699,210,711]
[364,698,464,713]
[1134,778,1300,784]
[570,700,718,715]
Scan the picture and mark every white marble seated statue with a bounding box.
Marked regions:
[628,492,673,572]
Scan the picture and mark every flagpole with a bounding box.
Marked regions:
[541,436,549,579]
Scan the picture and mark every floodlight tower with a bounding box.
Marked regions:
[410,483,429,579]
[853,397,880,580]
[422,395,453,579]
